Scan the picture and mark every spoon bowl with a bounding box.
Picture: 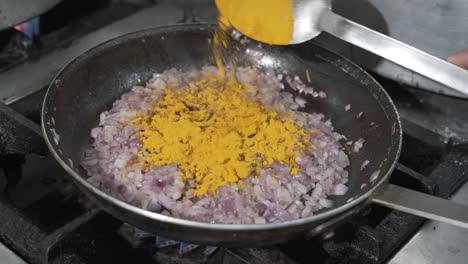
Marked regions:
[216,0,468,98]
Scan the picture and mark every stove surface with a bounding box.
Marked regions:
[0,2,467,264]
[4,74,467,264]
[389,182,468,264]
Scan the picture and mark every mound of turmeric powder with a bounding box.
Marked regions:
[131,75,311,196]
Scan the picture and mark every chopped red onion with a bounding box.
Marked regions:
[332,184,348,195]
[318,91,327,98]
[360,160,370,170]
[81,67,349,224]
[354,138,365,152]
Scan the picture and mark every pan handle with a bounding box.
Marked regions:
[371,184,468,229]
[321,11,468,98]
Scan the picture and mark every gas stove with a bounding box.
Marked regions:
[0,1,467,264]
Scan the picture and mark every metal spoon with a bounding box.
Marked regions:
[218,0,468,97]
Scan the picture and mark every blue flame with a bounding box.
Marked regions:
[154,235,218,255]
[14,17,40,39]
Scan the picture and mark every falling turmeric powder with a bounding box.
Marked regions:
[132,76,310,196]
[131,1,306,196]
[212,0,294,79]
[213,16,230,77]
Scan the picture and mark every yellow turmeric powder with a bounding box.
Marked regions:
[131,1,305,196]
[215,0,295,45]
[133,76,310,196]
[213,16,230,77]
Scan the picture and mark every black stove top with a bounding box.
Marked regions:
[0,76,466,264]
[1,2,468,263]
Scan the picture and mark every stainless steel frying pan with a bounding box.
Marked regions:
[41,24,468,246]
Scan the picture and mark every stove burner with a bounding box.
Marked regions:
[14,17,41,39]
[118,224,219,256]
[154,237,218,256]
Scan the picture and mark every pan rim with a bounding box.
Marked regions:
[41,23,402,232]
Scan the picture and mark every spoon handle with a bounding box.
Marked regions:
[321,11,468,97]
